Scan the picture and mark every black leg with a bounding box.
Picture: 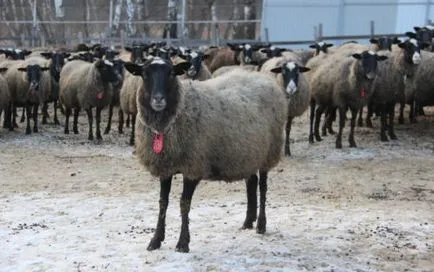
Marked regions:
[357,106,364,127]
[348,108,357,147]
[73,108,80,134]
[129,113,136,146]
[398,101,405,124]
[388,103,397,140]
[336,106,347,149]
[257,171,268,234]
[242,174,258,229]
[32,104,39,133]
[42,102,48,124]
[25,103,32,135]
[314,105,326,142]
[284,117,293,157]
[175,178,200,253]
[366,103,374,128]
[3,102,12,130]
[54,101,60,125]
[409,99,417,123]
[118,108,124,134]
[380,104,388,141]
[96,107,102,140]
[104,103,113,135]
[308,100,315,143]
[19,106,25,124]
[147,176,173,251]
[86,108,94,141]
[64,108,71,134]
[126,114,130,128]
[327,107,336,135]
[13,105,19,128]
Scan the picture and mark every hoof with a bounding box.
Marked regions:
[103,129,110,135]
[398,117,404,124]
[308,135,314,144]
[54,120,60,126]
[357,120,363,127]
[336,141,342,149]
[175,243,190,253]
[64,129,69,134]
[33,127,38,133]
[349,143,357,148]
[389,134,397,140]
[242,222,254,230]
[328,129,336,135]
[25,129,31,135]
[73,129,79,135]
[315,135,322,142]
[147,239,162,251]
[88,135,94,141]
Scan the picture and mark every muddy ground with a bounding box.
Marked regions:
[0,107,433,272]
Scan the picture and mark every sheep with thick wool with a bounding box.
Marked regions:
[125,57,287,253]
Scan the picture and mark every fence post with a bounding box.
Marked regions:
[109,0,114,35]
[313,25,318,42]
[120,30,125,48]
[318,23,323,41]
[78,32,84,44]
[370,20,375,37]
[32,0,38,47]
[264,27,269,43]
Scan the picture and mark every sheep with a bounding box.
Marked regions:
[4,59,49,134]
[125,57,288,253]
[206,47,240,73]
[359,38,421,141]
[59,59,123,141]
[308,50,388,148]
[262,58,311,156]
[0,68,10,127]
[178,51,212,81]
[119,71,142,145]
[402,50,434,123]
[227,43,270,66]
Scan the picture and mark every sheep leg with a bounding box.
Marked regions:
[409,100,417,123]
[366,102,374,128]
[3,102,12,130]
[284,117,293,157]
[64,108,71,134]
[86,108,94,141]
[13,105,19,128]
[126,114,131,128]
[175,179,200,253]
[357,106,364,127]
[104,103,113,135]
[387,103,397,140]
[314,105,326,142]
[25,103,32,135]
[96,107,103,140]
[326,108,336,135]
[53,101,60,125]
[148,176,173,251]
[32,104,39,133]
[118,108,124,134]
[308,100,315,143]
[336,107,347,149]
[256,171,268,234]
[348,108,358,148]
[73,108,80,134]
[398,101,405,124]
[129,113,136,146]
[242,174,258,229]
[380,105,388,142]
[19,106,25,124]
[42,102,49,124]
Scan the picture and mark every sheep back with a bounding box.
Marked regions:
[120,71,141,115]
[135,70,287,181]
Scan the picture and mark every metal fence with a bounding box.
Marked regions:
[0,0,263,48]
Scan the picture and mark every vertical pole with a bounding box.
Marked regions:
[337,0,345,45]
[319,23,323,41]
[370,20,375,38]
[181,0,186,42]
[32,0,37,47]
[426,0,431,25]
[264,28,269,43]
[109,0,114,32]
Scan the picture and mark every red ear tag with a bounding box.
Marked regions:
[153,134,164,154]
[361,88,367,98]
[97,91,104,100]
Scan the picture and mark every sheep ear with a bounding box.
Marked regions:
[203,54,211,60]
[326,43,334,47]
[392,37,401,44]
[24,50,32,56]
[370,38,378,44]
[0,67,8,73]
[41,67,50,71]
[309,44,317,49]
[352,53,362,60]
[124,62,143,76]
[299,66,310,73]
[376,55,388,61]
[414,26,421,32]
[18,67,27,72]
[398,42,406,49]
[279,48,287,52]
[260,48,271,54]
[174,62,191,75]
[270,67,282,74]
[40,52,53,59]
[124,46,133,52]
[406,31,417,39]
[63,52,71,58]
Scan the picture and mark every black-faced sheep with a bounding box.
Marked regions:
[125,57,287,253]
[59,59,123,141]
[308,50,387,148]
[178,51,212,81]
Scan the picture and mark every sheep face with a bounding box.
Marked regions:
[5,48,32,60]
[398,39,422,65]
[370,37,400,51]
[309,42,333,55]
[227,43,263,64]
[186,51,204,78]
[103,49,120,61]
[412,26,433,49]
[96,59,123,87]
[17,64,49,95]
[261,46,287,58]
[125,46,145,64]
[270,61,310,95]
[41,52,71,81]
[352,51,388,80]
[124,57,189,112]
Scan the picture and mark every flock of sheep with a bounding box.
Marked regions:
[0,24,433,252]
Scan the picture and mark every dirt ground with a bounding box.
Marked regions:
[0,106,433,272]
